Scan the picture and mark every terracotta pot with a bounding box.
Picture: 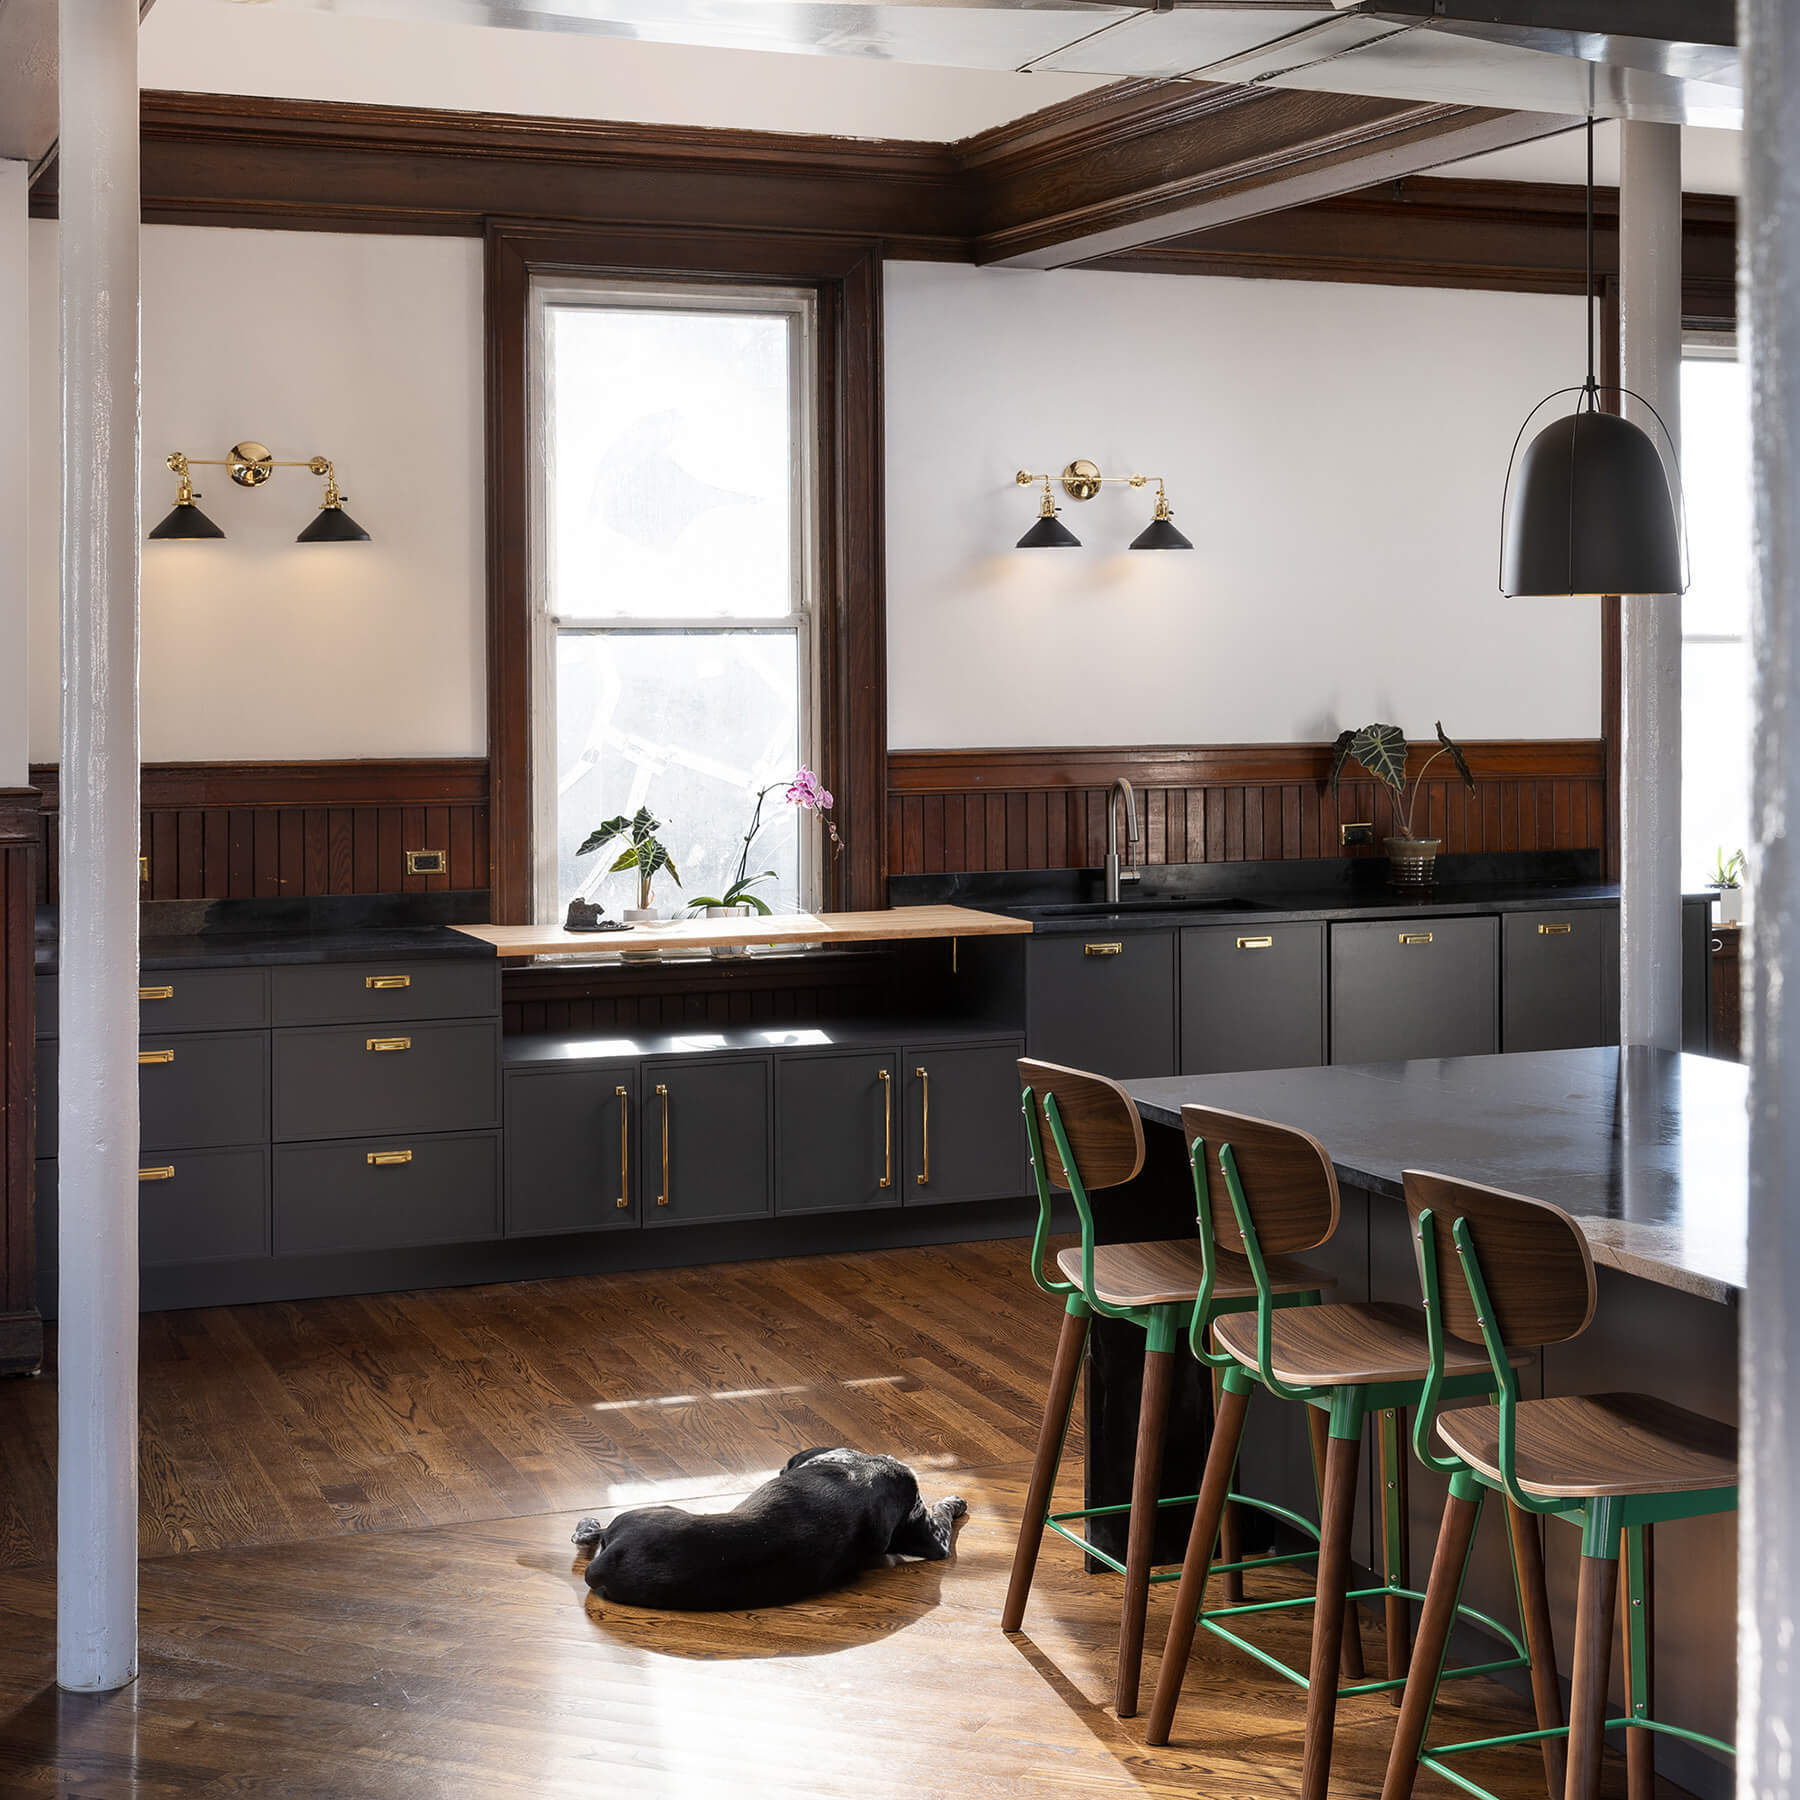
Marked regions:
[1385,836,1442,890]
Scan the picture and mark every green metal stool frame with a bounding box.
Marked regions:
[1381,1172,1737,1800]
[1145,1124,1533,1800]
[1004,1073,1329,1718]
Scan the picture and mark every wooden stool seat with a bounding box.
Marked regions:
[1212,1301,1515,1388]
[1436,1391,1739,1499]
[1054,1239,1333,1309]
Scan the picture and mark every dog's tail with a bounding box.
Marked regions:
[571,1515,607,1552]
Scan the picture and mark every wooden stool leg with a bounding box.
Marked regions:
[1566,1539,1621,1800]
[1621,1524,1655,1800]
[1146,1372,1252,1747]
[1380,1407,1413,1694]
[1213,1365,1245,1604]
[1308,1402,1365,1680]
[1114,1321,1178,1718]
[1300,1407,1363,1800]
[1002,1303,1090,1633]
[1506,1500,1567,1799]
[1381,1479,1484,1800]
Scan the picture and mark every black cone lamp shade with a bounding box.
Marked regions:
[148,500,225,540]
[1017,511,1080,549]
[296,502,371,544]
[1129,499,1193,551]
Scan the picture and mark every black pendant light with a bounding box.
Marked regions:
[147,499,226,541]
[1499,117,1684,598]
[1016,474,1080,549]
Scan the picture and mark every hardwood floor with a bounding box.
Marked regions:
[0,1241,1671,1797]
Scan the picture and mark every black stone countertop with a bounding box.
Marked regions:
[1126,1046,1746,1303]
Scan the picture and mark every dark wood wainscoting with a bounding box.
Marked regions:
[886,741,1605,876]
[28,759,489,905]
[0,791,41,1374]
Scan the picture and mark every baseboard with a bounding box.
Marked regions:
[0,1308,44,1377]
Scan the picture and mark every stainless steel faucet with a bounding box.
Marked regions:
[1105,778,1140,904]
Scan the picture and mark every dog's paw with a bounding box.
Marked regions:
[571,1516,605,1547]
[944,1496,968,1519]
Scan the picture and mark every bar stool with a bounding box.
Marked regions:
[1146,1107,1535,1800]
[1006,1061,1333,1718]
[1381,1169,1738,1800]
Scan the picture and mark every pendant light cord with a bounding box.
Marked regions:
[1583,113,1596,410]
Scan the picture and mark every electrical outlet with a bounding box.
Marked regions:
[1340,822,1375,848]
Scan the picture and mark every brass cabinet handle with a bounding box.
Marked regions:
[1399,932,1434,946]
[365,974,412,990]
[1538,922,1573,936]
[138,985,174,1001]
[367,1149,413,1166]
[366,1036,412,1052]
[1084,942,1123,957]
[138,1049,175,1065]
[615,1085,630,1209]
[915,1066,930,1186]
[1236,936,1273,950]
[877,1067,892,1189]
[138,1166,175,1182]
[656,1083,670,1207]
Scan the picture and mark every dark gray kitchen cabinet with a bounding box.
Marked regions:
[1682,896,1712,1053]
[137,1030,271,1150]
[1329,916,1499,1064]
[643,1056,772,1228]
[271,1019,500,1142]
[1180,922,1327,1073]
[1026,931,1177,1079]
[903,1039,1029,1206]
[135,967,268,1035]
[270,960,500,1028]
[1502,909,1611,1051]
[504,1063,639,1236]
[274,1130,501,1256]
[776,1051,900,1216]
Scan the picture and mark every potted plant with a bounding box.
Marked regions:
[575,807,681,959]
[689,767,844,958]
[1709,847,1746,924]
[1329,720,1475,889]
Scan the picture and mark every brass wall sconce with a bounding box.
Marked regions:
[149,441,372,543]
[1013,459,1193,551]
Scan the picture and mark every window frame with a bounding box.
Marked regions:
[526,277,824,922]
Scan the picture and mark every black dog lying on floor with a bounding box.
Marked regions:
[572,1448,966,1611]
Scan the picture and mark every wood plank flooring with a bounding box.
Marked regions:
[0,1240,1674,1796]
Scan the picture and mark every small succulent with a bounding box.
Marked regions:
[1709,847,1746,889]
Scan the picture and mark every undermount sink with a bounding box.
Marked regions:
[1018,896,1260,919]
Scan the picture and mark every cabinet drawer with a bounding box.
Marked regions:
[776,1051,901,1216]
[903,1038,1028,1206]
[35,975,55,1040]
[139,1030,270,1150]
[642,1057,771,1228]
[1502,909,1609,1051]
[1026,931,1177,1079]
[1329,917,1498,1064]
[274,1130,501,1255]
[269,959,499,1027]
[136,967,268,1034]
[272,1020,500,1142]
[1181,922,1326,1074]
[504,1064,640,1235]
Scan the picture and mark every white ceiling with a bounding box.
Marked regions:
[1442,119,1742,196]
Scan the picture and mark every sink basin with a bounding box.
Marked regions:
[1018,897,1259,919]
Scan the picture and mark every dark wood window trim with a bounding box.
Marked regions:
[484,220,886,922]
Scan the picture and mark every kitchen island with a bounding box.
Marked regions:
[1094,1049,1740,1798]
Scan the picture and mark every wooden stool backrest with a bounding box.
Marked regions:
[1403,1169,1596,1349]
[1180,1105,1340,1256]
[1017,1059,1145,1192]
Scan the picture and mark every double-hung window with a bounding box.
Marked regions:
[530,279,820,923]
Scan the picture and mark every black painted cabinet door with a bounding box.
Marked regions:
[1180,922,1327,1073]
[1025,932,1177,1078]
[902,1040,1029,1207]
[1502,909,1610,1051]
[644,1056,772,1228]
[1329,916,1499,1063]
[504,1064,639,1236]
[776,1051,901,1216]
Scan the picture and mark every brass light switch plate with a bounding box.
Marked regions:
[1340,822,1375,848]
[405,848,447,875]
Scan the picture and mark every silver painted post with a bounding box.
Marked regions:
[0,161,27,788]
[1617,120,1684,1052]
[56,0,141,1694]
[1742,7,1800,1793]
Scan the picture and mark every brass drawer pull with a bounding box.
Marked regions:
[656,1084,670,1207]
[916,1066,930,1186]
[1399,932,1434,946]
[365,974,412,990]
[138,1049,175,1065]
[1084,942,1124,957]
[1538,922,1573,936]
[138,1166,175,1183]
[1236,936,1273,950]
[616,1085,630,1209]
[139,985,174,1001]
[877,1067,892,1189]
[366,1036,412,1052]
[367,1149,413,1167]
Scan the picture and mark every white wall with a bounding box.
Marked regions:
[27,222,485,762]
[884,261,1598,748]
[0,163,27,786]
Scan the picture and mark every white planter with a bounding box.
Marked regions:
[1715,886,1744,925]
[620,906,661,962]
[706,902,754,959]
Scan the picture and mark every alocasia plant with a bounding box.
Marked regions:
[1328,721,1474,842]
[576,807,681,911]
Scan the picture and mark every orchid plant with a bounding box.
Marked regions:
[690,766,844,915]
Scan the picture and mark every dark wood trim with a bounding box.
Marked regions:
[484,220,886,923]
[28,757,486,812]
[0,791,41,1375]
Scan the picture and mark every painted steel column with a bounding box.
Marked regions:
[56,0,141,1693]
[0,161,28,788]
[1617,121,1684,1051]
[1742,8,1800,1794]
